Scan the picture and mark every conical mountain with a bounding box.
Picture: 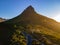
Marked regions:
[7,5,60,32]
[0,6,60,45]
[8,5,54,24]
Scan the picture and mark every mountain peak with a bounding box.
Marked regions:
[24,5,35,13]
[27,5,34,9]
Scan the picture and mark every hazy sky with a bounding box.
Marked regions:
[0,0,60,21]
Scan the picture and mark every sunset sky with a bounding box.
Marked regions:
[0,0,60,22]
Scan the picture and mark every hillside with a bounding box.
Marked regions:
[7,6,60,33]
[0,18,6,22]
[0,6,60,45]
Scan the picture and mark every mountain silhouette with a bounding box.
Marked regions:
[0,5,60,45]
[7,5,60,32]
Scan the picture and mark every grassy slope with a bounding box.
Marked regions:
[0,20,60,45]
